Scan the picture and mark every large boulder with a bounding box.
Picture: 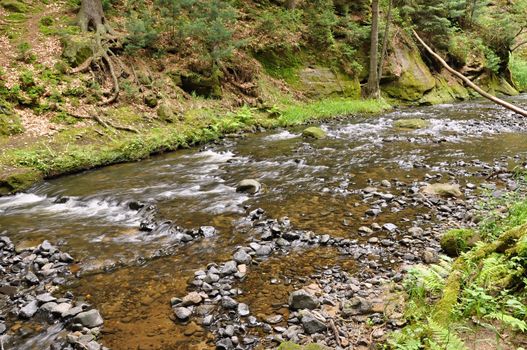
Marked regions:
[421,183,463,198]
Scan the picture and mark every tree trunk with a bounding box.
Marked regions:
[378,0,392,80]
[365,0,380,99]
[413,30,527,118]
[78,0,109,34]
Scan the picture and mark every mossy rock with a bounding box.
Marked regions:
[302,127,327,139]
[157,101,180,123]
[179,72,222,99]
[0,113,24,136]
[393,118,430,129]
[144,93,158,108]
[298,67,360,99]
[0,167,42,195]
[382,35,436,101]
[61,34,94,67]
[440,229,479,257]
[277,342,329,350]
[1,0,28,12]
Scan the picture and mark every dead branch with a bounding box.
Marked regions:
[329,319,342,348]
[413,30,527,118]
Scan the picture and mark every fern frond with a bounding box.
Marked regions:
[485,312,527,332]
[427,318,468,350]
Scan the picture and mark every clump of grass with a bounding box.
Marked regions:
[278,98,391,126]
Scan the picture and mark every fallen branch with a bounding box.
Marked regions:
[412,30,527,118]
[329,318,342,348]
[67,111,137,133]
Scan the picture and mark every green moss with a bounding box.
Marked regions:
[0,167,42,195]
[277,342,328,350]
[1,0,28,13]
[255,49,304,84]
[440,229,478,257]
[302,126,326,139]
[393,118,430,129]
[61,34,94,67]
[0,113,24,136]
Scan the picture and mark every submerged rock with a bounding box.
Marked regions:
[393,118,430,129]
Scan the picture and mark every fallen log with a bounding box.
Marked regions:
[412,30,527,118]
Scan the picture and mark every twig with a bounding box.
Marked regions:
[329,318,342,348]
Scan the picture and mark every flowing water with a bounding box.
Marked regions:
[2,96,527,349]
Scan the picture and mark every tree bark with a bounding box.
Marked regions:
[365,0,380,99]
[78,0,111,34]
[378,0,392,80]
[413,30,527,118]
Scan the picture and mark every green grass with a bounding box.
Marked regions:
[278,98,391,125]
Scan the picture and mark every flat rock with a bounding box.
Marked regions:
[236,179,261,194]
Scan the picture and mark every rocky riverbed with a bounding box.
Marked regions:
[1,97,527,349]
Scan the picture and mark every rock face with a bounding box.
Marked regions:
[288,290,319,310]
[383,35,436,101]
[302,127,327,140]
[393,118,430,129]
[422,183,463,198]
[236,179,261,194]
[299,67,360,98]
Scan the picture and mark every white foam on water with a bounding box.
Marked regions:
[263,130,299,141]
[0,193,141,226]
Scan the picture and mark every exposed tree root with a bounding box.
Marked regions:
[66,110,138,133]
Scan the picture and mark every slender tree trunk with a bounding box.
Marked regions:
[365,0,380,98]
[378,0,392,80]
[413,30,527,118]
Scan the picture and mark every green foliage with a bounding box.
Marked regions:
[510,54,527,92]
[17,42,36,63]
[125,13,159,53]
[303,0,337,48]
[256,7,303,51]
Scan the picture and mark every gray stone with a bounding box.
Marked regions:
[383,223,398,232]
[199,226,216,238]
[74,309,104,328]
[237,303,250,316]
[233,250,251,265]
[221,296,238,309]
[36,293,56,304]
[182,292,202,306]
[300,310,327,334]
[288,290,319,310]
[342,297,372,317]
[174,307,191,320]
[52,302,72,315]
[236,179,261,194]
[220,261,238,276]
[202,315,213,326]
[20,300,39,318]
